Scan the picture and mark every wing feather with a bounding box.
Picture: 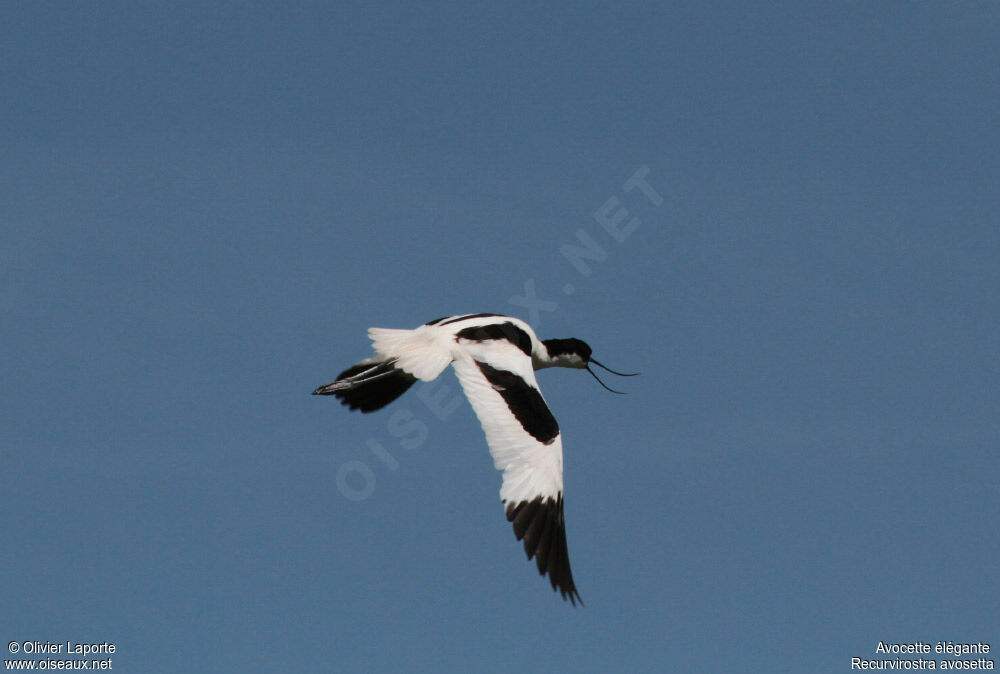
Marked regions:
[450,343,581,604]
[450,349,562,504]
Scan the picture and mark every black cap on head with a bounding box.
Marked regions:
[542,338,639,393]
[542,338,592,361]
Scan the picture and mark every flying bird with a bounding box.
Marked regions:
[312,313,637,605]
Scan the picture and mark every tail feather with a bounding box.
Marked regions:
[313,358,416,413]
[368,326,451,381]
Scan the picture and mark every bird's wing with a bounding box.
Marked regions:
[450,341,581,604]
[311,357,417,413]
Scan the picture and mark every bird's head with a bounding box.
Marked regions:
[541,338,592,369]
[541,338,639,394]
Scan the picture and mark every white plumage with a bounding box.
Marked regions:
[450,343,563,507]
[314,313,637,604]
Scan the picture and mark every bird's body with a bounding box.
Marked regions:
[313,313,635,605]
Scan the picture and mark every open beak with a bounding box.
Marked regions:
[585,359,640,394]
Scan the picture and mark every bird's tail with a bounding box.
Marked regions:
[368,326,452,381]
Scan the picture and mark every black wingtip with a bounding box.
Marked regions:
[505,494,582,606]
[566,588,584,607]
[313,361,417,411]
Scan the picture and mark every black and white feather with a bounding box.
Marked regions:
[314,313,633,605]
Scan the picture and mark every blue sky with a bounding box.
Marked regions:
[2,3,998,672]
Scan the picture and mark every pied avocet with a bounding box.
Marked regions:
[313,313,637,605]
